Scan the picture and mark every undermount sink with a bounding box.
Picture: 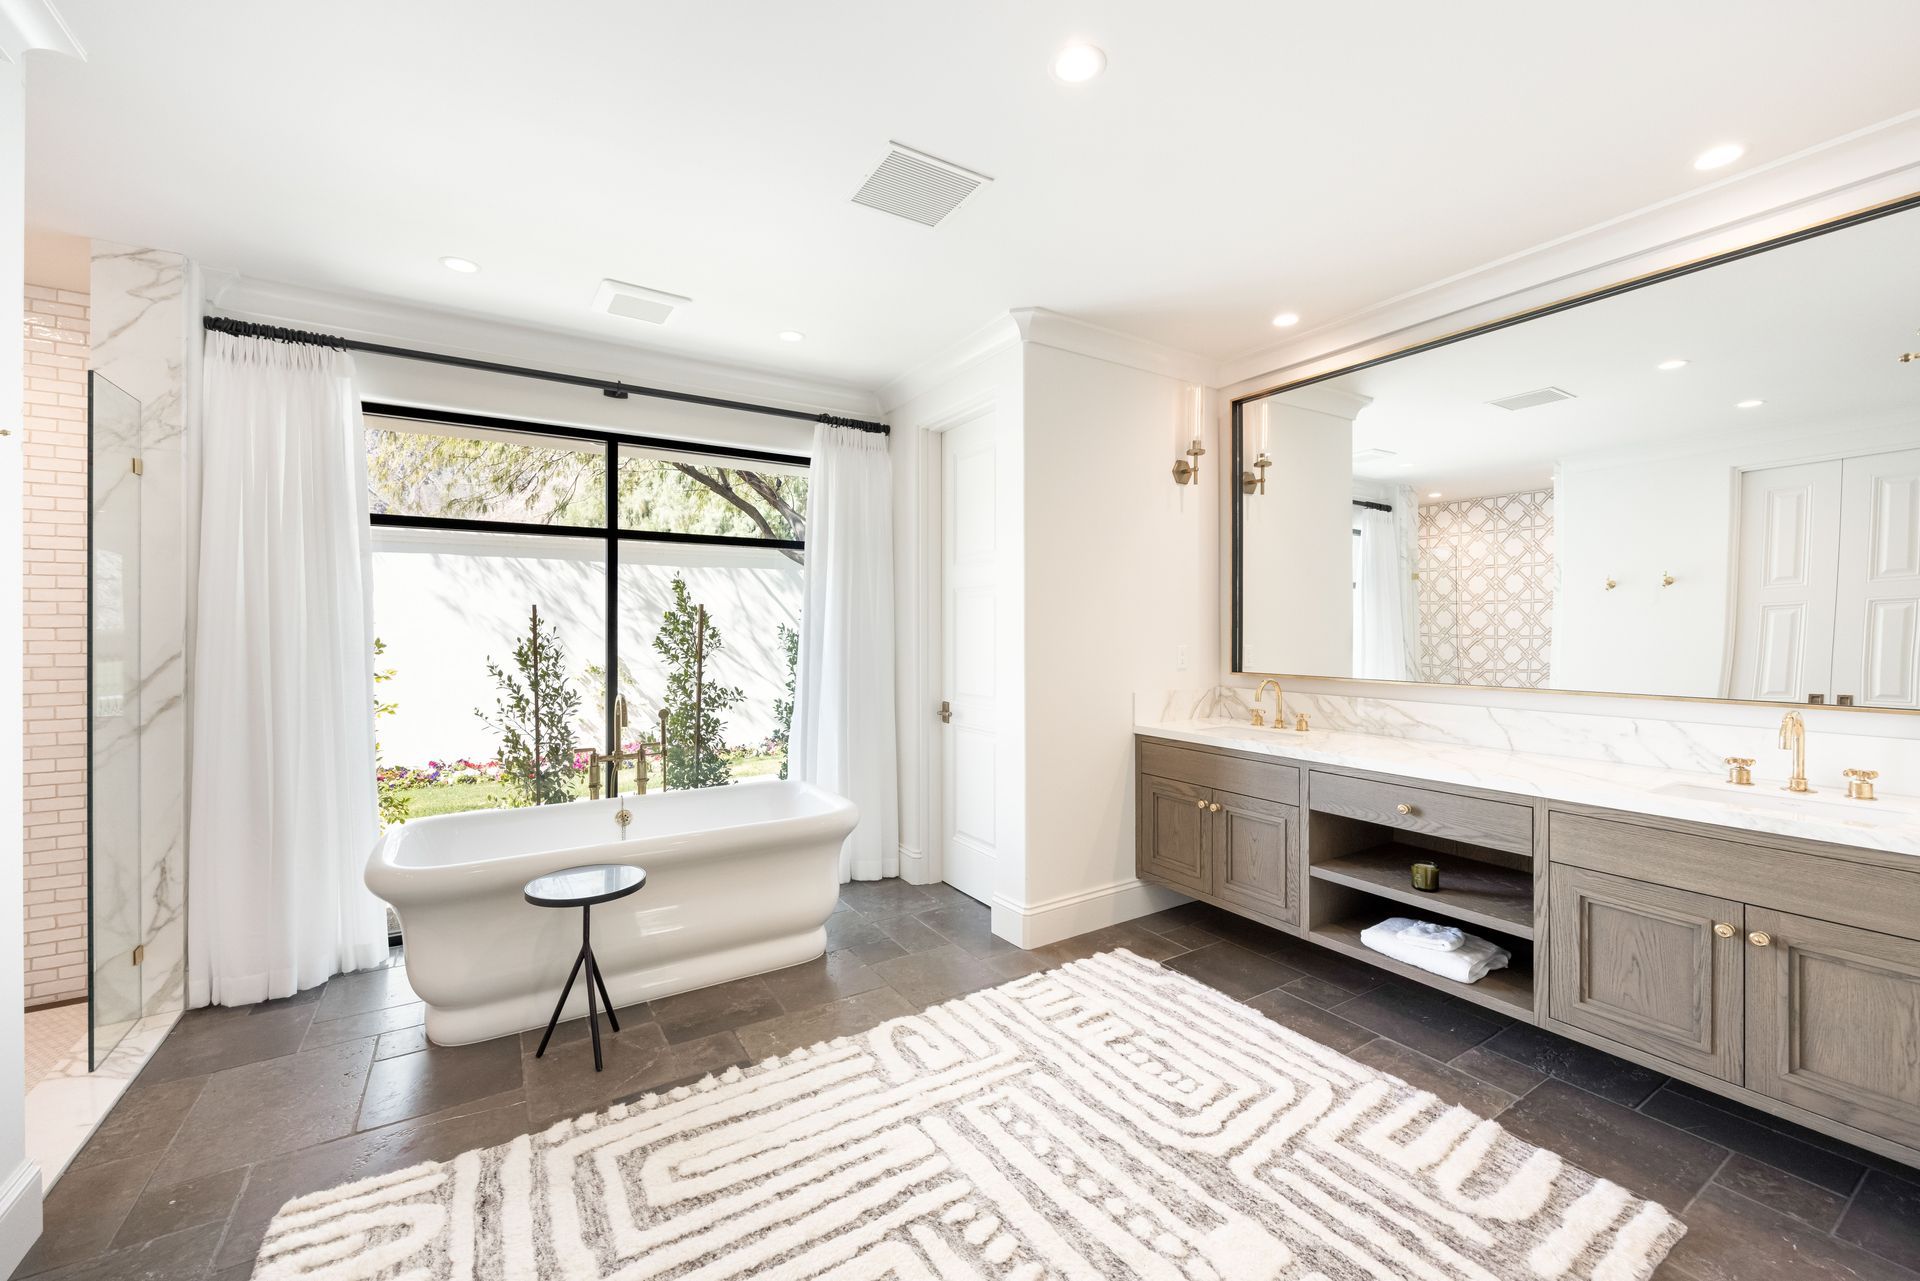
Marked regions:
[1653,780,1919,824]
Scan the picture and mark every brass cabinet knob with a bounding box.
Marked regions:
[1194,798,1207,809]
[1749,931,1772,947]
[1395,803,1414,816]
[1208,802,1222,812]
[1713,922,1735,938]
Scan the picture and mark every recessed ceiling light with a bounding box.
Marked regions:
[1051,43,1106,83]
[1656,358,1689,371]
[1694,143,1745,171]
[778,331,805,343]
[1736,399,1765,409]
[439,255,480,274]
[1271,312,1301,328]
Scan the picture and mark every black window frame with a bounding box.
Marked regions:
[363,400,808,789]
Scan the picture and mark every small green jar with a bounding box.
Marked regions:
[1410,861,1440,892]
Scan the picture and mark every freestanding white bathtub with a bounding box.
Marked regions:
[365,782,858,1046]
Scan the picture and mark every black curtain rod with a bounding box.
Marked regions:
[200,315,890,435]
[1352,498,1393,512]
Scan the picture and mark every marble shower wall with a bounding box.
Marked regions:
[88,244,187,1018]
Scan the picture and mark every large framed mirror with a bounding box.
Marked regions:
[1232,193,1920,711]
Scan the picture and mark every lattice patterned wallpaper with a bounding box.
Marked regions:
[1416,489,1555,688]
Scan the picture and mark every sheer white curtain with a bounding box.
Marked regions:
[186,332,390,1007]
[1353,499,1416,681]
[790,425,898,882]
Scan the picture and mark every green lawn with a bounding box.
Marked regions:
[383,753,784,823]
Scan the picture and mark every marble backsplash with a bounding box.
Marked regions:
[1142,683,1920,796]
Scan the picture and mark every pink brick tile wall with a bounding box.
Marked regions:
[22,284,91,1007]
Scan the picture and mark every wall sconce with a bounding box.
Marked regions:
[1661,571,1677,587]
[1604,577,1617,591]
[1172,437,1206,485]
[1241,451,1272,495]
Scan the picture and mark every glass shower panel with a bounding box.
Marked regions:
[88,373,142,1069]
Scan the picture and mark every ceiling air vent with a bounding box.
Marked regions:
[851,142,992,228]
[1487,386,1576,412]
[592,279,692,325]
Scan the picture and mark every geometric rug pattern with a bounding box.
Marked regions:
[251,949,1683,1280]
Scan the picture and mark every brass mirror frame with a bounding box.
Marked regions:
[1229,189,1920,713]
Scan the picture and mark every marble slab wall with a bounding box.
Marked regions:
[88,244,187,1018]
[1206,681,1920,794]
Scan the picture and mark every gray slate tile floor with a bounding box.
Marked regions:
[15,887,1919,1280]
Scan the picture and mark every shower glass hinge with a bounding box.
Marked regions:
[132,944,145,965]
[131,457,144,476]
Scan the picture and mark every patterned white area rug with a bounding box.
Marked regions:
[253,949,1684,1280]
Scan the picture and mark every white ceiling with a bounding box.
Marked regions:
[1262,204,1920,499]
[23,1,1920,388]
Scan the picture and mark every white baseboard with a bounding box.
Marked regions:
[991,878,1189,950]
[0,1158,42,1278]
[896,843,929,885]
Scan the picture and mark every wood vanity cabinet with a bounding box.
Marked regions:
[1134,733,1920,1165]
[1547,865,1745,1083]
[1547,811,1920,1153]
[1136,742,1301,927]
[1743,908,1920,1152]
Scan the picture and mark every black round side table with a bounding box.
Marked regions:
[524,864,645,1071]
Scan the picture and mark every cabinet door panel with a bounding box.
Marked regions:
[1137,774,1210,894]
[1211,791,1298,924]
[1746,908,1920,1149]
[1548,866,1743,1082]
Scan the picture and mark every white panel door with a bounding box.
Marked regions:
[941,413,999,904]
[1730,461,1842,702]
[1832,448,1920,708]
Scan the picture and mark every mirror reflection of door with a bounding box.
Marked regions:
[1232,197,1920,711]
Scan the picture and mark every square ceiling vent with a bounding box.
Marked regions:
[851,142,992,228]
[1487,386,1577,412]
[593,278,692,325]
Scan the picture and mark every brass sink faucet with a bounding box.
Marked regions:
[1251,679,1282,728]
[581,696,650,804]
[1778,711,1812,793]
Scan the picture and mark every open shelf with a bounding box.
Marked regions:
[1309,917,1534,1019]
[1310,844,1534,938]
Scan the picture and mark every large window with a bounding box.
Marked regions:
[366,405,806,823]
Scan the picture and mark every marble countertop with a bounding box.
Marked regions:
[1137,717,1920,858]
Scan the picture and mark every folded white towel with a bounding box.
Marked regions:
[1394,919,1466,952]
[1361,917,1511,984]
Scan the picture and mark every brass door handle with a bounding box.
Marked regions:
[1713,922,1734,938]
[1395,803,1414,816]
[1208,802,1222,812]
[938,700,952,724]
[1748,931,1772,947]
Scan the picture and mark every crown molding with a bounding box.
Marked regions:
[205,273,883,419]
[1218,109,1920,396]
[0,0,81,61]
[876,311,1024,412]
[1010,306,1219,386]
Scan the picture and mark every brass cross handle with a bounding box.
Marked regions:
[1724,757,1755,786]
[1843,768,1879,801]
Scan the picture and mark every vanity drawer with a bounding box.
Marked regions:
[1548,812,1920,943]
[1137,740,1300,806]
[1309,771,1533,856]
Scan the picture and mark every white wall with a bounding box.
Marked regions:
[0,47,44,1281]
[1555,415,1920,698]
[1016,343,1212,943]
